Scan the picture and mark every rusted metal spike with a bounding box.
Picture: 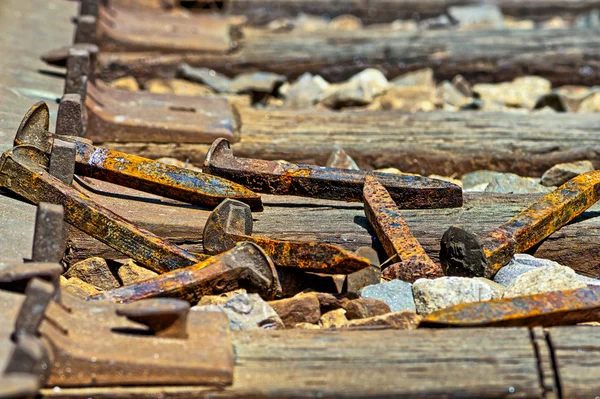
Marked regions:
[15,102,263,210]
[440,171,600,278]
[203,138,463,209]
[422,286,600,328]
[74,15,97,44]
[203,199,370,274]
[90,242,281,303]
[64,48,90,103]
[117,299,189,338]
[14,278,55,337]
[363,174,443,282]
[56,93,84,137]
[48,139,76,185]
[0,145,199,273]
[4,332,49,383]
[31,203,66,264]
[0,263,62,301]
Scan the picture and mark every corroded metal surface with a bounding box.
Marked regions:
[203,199,370,274]
[363,174,443,282]
[203,138,463,208]
[97,5,233,53]
[86,82,240,144]
[0,145,199,273]
[91,242,280,303]
[422,286,600,328]
[440,171,600,278]
[15,101,262,210]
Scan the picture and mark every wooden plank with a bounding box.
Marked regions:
[66,179,600,278]
[101,109,600,178]
[547,326,600,398]
[40,327,543,398]
[226,0,600,24]
[98,27,600,85]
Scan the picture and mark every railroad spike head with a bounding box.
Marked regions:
[15,102,53,153]
[439,226,489,277]
[5,145,50,170]
[203,199,253,255]
[203,138,233,173]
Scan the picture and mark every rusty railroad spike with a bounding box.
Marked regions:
[440,171,600,278]
[90,242,281,303]
[363,174,443,283]
[203,138,463,208]
[422,286,600,328]
[0,144,199,273]
[203,199,370,274]
[15,101,263,211]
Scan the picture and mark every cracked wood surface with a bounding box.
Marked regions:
[101,108,600,178]
[227,0,600,24]
[99,26,600,85]
[41,327,544,398]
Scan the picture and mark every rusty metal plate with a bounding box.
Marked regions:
[86,82,238,143]
[42,292,234,387]
[97,5,233,53]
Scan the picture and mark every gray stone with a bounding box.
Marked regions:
[574,10,600,29]
[326,148,360,170]
[193,293,284,331]
[392,68,434,88]
[179,64,286,95]
[438,81,468,107]
[460,170,503,190]
[495,254,600,288]
[473,76,552,109]
[412,277,503,315]
[179,64,230,93]
[540,160,594,187]
[227,72,286,94]
[484,173,552,194]
[503,264,587,298]
[358,280,415,312]
[448,4,505,29]
[418,14,453,29]
[283,72,329,109]
[319,68,388,108]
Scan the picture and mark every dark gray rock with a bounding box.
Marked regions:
[540,160,594,187]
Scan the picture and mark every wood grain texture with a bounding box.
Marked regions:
[226,0,600,24]
[98,27,600,85]
[40,327,543,398]
[101,109,600,178]
[66,179,600,278]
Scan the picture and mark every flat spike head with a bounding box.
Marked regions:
[439,226,488,277]
[15,102,53,153]
[203,199,253,255]
[203,138,233,173]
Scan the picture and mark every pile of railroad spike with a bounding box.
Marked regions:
[5,0,600,397]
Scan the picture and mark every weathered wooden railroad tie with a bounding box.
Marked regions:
[4,0,600,398]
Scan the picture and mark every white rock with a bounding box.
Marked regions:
[503,264,587,298]
[412,277,504,315]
